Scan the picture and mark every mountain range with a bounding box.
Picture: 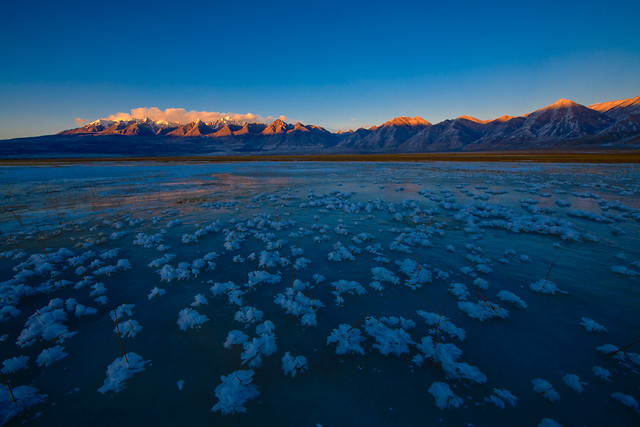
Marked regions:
[2,95,640,157]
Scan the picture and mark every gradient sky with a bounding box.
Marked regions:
[1,0,639,139]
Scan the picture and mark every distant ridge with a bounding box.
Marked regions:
[3,95,639,157]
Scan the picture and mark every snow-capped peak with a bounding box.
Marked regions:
[541,99,580,111]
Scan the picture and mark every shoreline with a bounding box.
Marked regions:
[1,151,640,165]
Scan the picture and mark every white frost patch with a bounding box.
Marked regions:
[328,242,355,261]
[191,294,208,307]
[396,258,432,289]
[530,279,565,295]
[473,278,489,289]
[240,321,277,368]
[114,319,142,338]
[36,345,68,367]
[274,286,324,327]
[417,310,466,341]
[371,267,399,285]
[98,353,150,394]
[363,316,415,356]
[486,388,518,409]
[458,301,509,321]
[211,369,259,415]
[0,306,21,322]
[539,419,564,427]
[248,271,281,287]
[133,232,164,248]
[562,374,587,393]
[234,306,264,324]
[531,378,560,402]
[258,250,288,268]
[110,304,135,321]
[592,366,611,381]
[147,287,166,300]
[414,337,486,383]
[595,344,629,362]
[148,253,175,268]
[331,280,367,306]
[497,290,527,309]
[428,381,463,409]
[611,392,639,410]
[1,356,29,374]
[65,299,98,317]
[293,257,311,270]
[611,265,639,277]
[327,324,365,355]
[90,283,106,296]
[580,317,607,333]
[281,352,308,377]
[449,283,469,300]
[223,330,249,349]
[17,308,76,348]
[0,385,46,425]
[210,281,238,296]
[177,308,209,331]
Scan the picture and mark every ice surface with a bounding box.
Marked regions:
[1,161,639,426]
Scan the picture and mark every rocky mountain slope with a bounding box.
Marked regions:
[3,95,638,157]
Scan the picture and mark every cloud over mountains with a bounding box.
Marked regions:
[101,107,285,125]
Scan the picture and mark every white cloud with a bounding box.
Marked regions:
[104,107,271,125]
[75,117,87,125]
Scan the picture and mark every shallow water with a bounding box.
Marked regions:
[0,161,639,426]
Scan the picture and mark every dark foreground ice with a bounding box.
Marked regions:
[0,161,639,426]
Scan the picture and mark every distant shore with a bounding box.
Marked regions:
[1,151,640,165]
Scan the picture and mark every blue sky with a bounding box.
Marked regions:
[1,0,639,138]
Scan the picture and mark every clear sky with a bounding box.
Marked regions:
[1,0,639,138]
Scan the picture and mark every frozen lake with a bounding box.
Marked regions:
[1,161,639,426]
